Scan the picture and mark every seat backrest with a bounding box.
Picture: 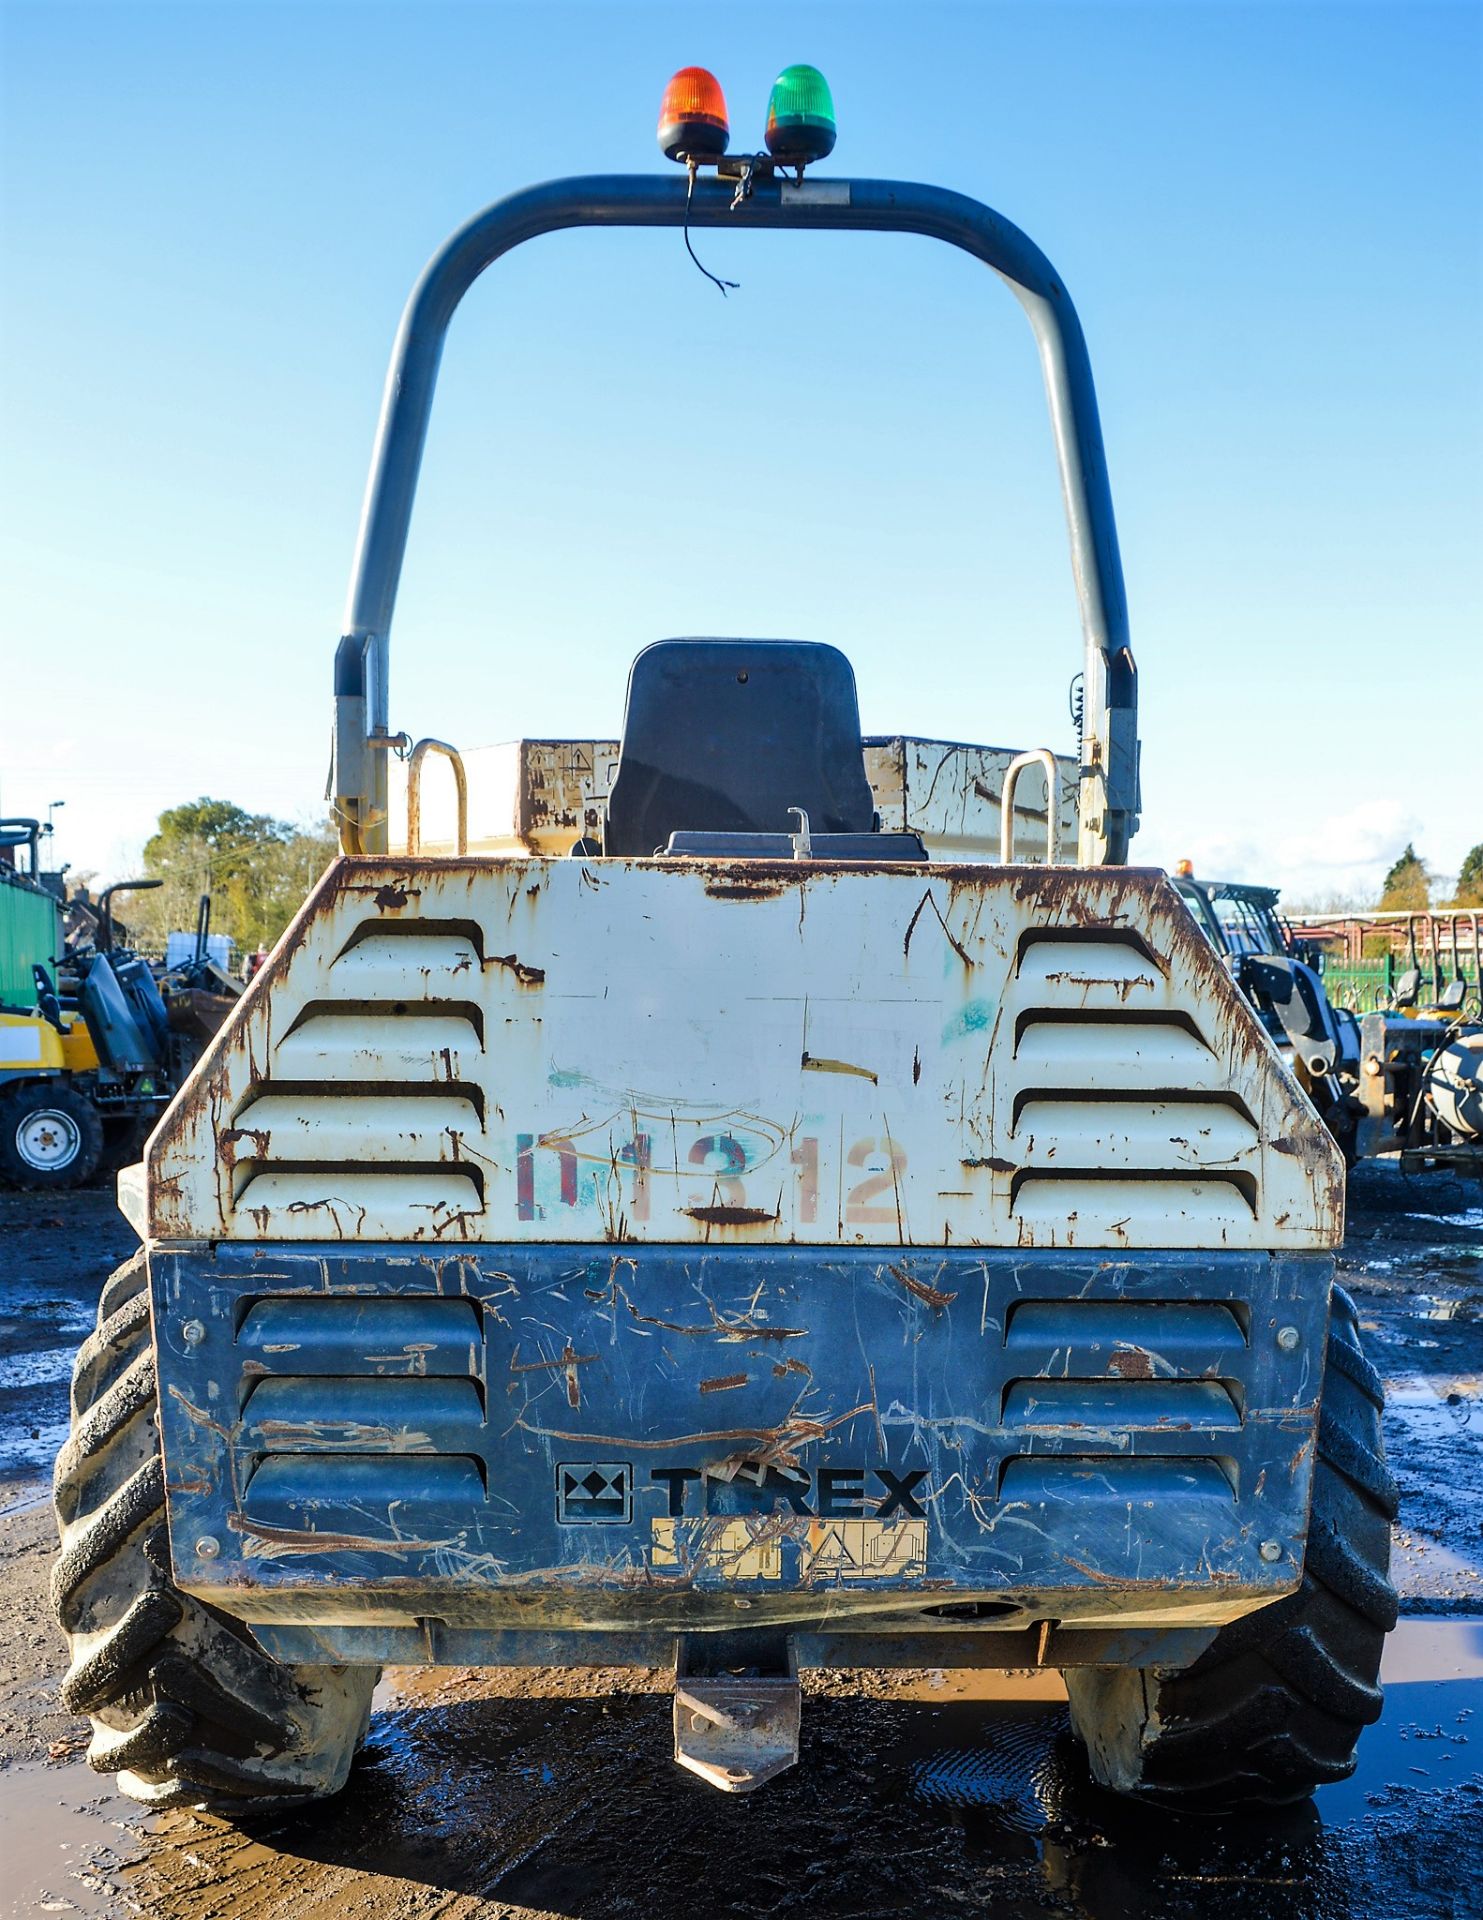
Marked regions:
[604,639,876,856]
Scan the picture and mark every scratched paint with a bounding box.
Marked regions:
[151,1239,1328,1641]
[145,862,1342,1252]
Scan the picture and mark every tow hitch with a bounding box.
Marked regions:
[673,1633,800,1792]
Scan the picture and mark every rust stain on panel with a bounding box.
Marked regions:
[702,874,790,901]
[217,1127,270,1167]
[683,1205,779,1228]
[801,1053,878,1084]
[886,1263,958,1309]
[588,1267,806,1341]
[252,1419,436,1451]
[1107,1347,1156,1380]
[227,1515,457,1559]
[509,1340,596,1409]
[485,952,546,987]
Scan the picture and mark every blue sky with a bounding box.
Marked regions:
[2,0,1479,904]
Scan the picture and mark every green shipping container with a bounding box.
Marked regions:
[0,874,62,1005]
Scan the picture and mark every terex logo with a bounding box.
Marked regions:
[649,1462,928,1520]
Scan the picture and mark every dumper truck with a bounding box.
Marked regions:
[51,65,1395,1815]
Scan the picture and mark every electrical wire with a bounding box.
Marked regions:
[684,163,738,296]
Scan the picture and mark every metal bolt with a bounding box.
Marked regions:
[1277,1325,1301,1352]
[1259,1540,1283,1563]
[195,1535,221,1559]
[182,1319,206,1346]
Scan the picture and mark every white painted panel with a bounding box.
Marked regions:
[1,1022,43,1064]
[147,861,1343,1250]
[865,738,1079,861]
[1013,1021,1217,1075]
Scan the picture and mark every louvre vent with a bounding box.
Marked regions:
[998,1456,1236,1503]
[1001,927,1263,1232]
[223,918,495,1239]
[236,1295,488,1540]
[997,1296,1245,1495]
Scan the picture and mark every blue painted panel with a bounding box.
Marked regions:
[150,1242,1330,1628]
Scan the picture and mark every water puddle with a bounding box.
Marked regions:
[1406,1209,1483,1233]
[885,1619,1483,1838]
[1315,1617,1483,1823]
[875,1617,1483,1915]
[0,1763,141,1918]
[0,1348,79,1392]
[6,1623,1483,1919]
[1413,1292,1483,1323]
[0,1417,70,1481]
[1387,1372,1483,1442]
[0,1284,94,1336]
[0,1275,93,1483]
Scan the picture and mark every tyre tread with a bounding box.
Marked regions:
[53,1253,377,1812]
[1068,1297,1397,1810]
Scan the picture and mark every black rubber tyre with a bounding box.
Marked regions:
[0,1081,103,1189]
[52,1251,379,1812]
[1065,1285,1398,1810]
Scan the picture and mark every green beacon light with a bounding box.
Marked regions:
[764,63,836,166]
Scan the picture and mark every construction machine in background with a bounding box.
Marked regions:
[153,893,244,1050]
[1229,890,1483,1175]
[1171,873,1483,1178]
[0,871,241,1189]
[1352,969,1483,1175]
[1170,872,1365,1161]
[1,823,105,1183]
[50,64,1396,1819]
[1292,912,1483,1176]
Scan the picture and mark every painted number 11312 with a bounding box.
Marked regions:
[514,1131,906,1223]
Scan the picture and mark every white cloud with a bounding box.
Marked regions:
[1138,797,1437,908]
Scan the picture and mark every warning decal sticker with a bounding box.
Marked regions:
[649,1516,927,1582]
[801,1519,928,1580]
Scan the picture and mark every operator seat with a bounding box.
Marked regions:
[604,638,878,857]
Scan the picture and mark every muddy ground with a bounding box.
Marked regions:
[1,1164,1481,1919]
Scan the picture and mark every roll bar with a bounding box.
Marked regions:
[96,878,161,954]
[0,818,42,877]
[331,173,1139,863]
